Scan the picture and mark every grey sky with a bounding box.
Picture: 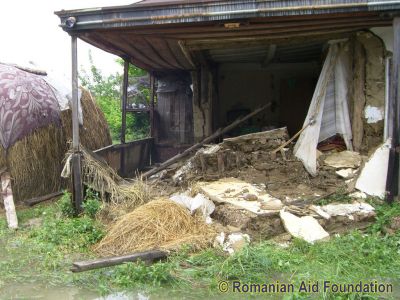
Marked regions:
[0,1,140,81]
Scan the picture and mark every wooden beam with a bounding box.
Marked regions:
[121,60,129,144]
[352,39,366,152]
[71,250,167,273]
[71,35,83,214]
[150,74,156,138]
[24,191,63,207]
[120,60,129,177]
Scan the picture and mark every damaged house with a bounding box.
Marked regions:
[55,0,400,213]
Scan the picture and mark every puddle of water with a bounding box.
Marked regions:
[0,283,148,300]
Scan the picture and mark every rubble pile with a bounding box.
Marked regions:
[149,127,381,245]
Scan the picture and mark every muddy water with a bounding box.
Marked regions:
[0,283,146,300]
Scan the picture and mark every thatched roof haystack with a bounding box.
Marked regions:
[0,63,111,202]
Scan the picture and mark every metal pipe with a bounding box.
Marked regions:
[71,35,80,150]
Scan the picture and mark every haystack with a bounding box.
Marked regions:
[94,199,216,256]
[61,88,111,151]
[0,75,111,203]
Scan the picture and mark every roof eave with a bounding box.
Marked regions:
[55,0,400,32]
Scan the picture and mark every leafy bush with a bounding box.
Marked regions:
[83,189,102,218]
[58,192,75,218]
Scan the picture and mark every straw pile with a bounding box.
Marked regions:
[1,124,66,202]
[94,199,216,256]
[79,148,149,207]
[61,88,111,151]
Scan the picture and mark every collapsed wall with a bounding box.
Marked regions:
[354,31,386,153]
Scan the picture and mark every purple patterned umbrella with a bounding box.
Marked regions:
[0,63,61,150]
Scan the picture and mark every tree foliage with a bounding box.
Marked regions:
[79,52,150,143]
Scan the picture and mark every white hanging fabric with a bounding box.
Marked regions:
[294,42,353,176]
[294,44,339,176]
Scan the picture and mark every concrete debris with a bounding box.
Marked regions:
[355,139,391,199]
[199,178,283,215]
[349,191,367,199]
[310,205,331,220]
[336,168,357,179]
[280,209,330,243]
[323,151,362,169]
[172,161,193,183]
[320,202,375,219]
[170,193,215,224]
[215,232,251,254]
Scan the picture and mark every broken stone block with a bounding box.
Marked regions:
[324,151,362,169]
[199,177,283,215]
[336,168,357,179]
[214,232,251,254]
[280,210,330,243]
[320,202,375,219]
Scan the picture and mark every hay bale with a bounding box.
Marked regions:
[61,88,112,151]
[94,199,216,256]
[6,124,66,202]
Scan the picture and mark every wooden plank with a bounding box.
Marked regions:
[71,250,168,273]
[351,40,366,152]
[1,172,18,229]
[121,14,385,36]
[24,191,63,207]
[163,19,390,40]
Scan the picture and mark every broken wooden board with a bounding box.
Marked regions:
[199,177,283,215]
[1,172,18,229]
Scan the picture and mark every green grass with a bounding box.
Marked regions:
[0,199,399,299]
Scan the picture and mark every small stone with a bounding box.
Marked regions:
[243,193,258,201]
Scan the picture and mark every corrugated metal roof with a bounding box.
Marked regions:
[55,0,399,71]
[56,0,400,30]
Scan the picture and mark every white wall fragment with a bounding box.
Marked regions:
[364,105,384,124]
[355,139,391,199]
[215,232,251,255]
[280,210,329,243]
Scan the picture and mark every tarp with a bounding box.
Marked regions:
[0,63,61,150]
[294,42,353,176]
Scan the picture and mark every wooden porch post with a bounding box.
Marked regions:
[71,35,83,213]
[149,73,156,138]
[120,59,129,176]
[121,60,129,144]
[386,17,400,202]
